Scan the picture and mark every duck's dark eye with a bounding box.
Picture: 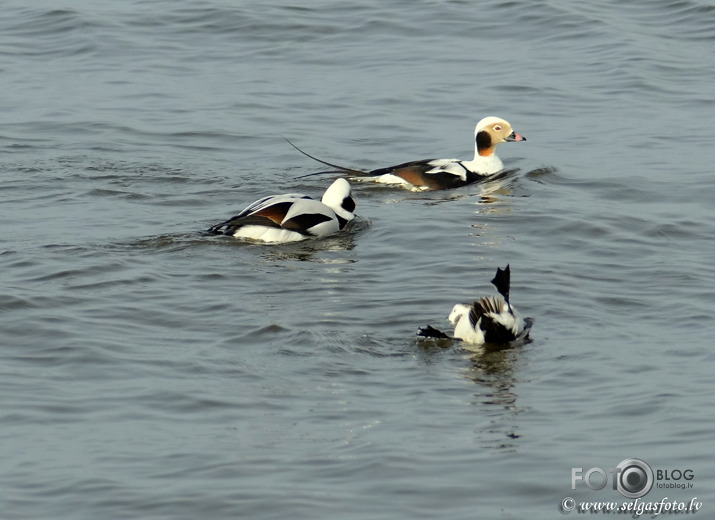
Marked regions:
[494,125,502,131]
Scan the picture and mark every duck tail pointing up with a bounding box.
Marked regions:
[284,137,369,179]
[491,265,511,304]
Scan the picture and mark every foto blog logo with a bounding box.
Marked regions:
[572,458,680,499]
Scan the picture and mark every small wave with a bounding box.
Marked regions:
[1,7,106,58]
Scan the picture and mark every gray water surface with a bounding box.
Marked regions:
[1,1,714,519]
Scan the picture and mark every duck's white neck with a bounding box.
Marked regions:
[463,149,504,175]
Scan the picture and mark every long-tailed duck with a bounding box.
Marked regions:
[288,116,526,191]
[418,265,533,345]
[207,178,355,243]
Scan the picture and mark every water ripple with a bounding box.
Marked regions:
[2,1,714,519]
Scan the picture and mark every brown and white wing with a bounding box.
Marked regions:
[369,159,475,190]
[208,194,309,235]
